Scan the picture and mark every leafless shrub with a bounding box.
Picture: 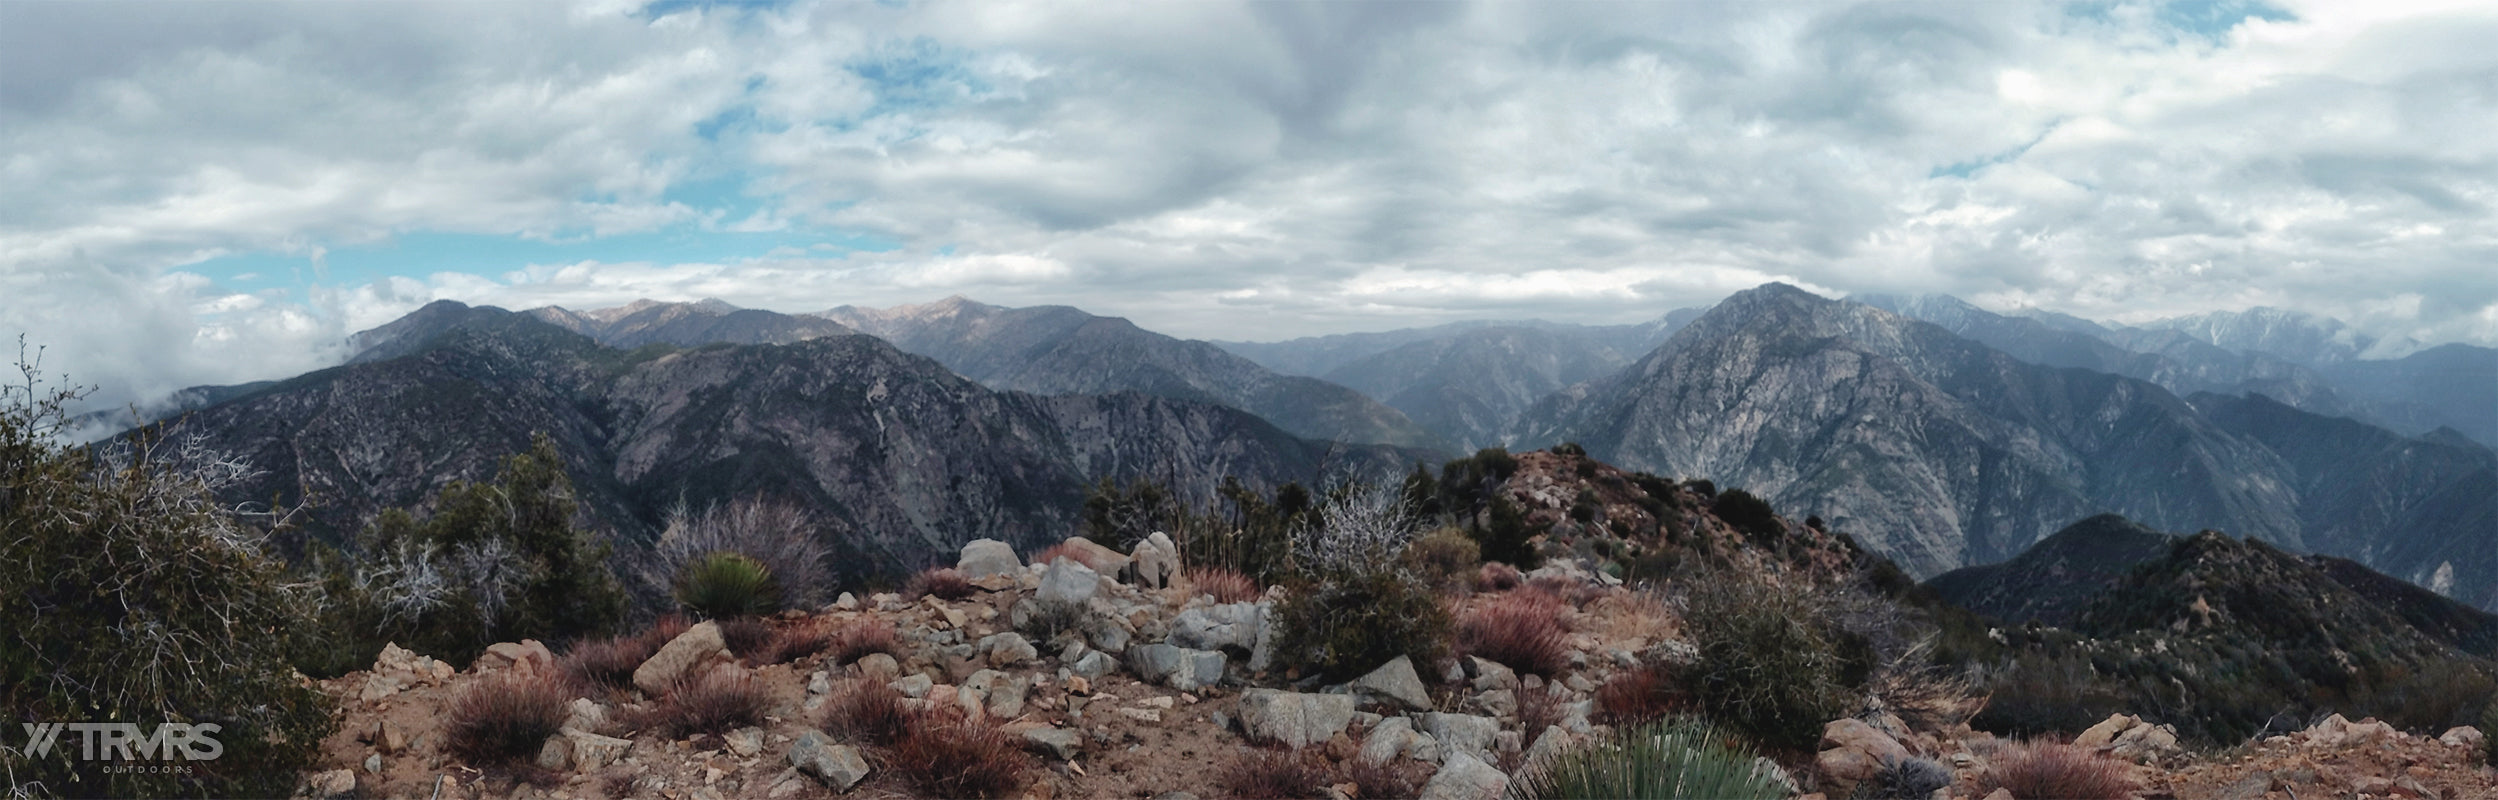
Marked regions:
[1294,481,1424,577]
[634,495,832,611]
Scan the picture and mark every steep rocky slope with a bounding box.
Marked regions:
[155,303,1421,580]
[820,297,1447,451]
[1512,283,2302,578]
[2191,391,2498,609]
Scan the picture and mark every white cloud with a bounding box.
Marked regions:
[5,0,2498,408]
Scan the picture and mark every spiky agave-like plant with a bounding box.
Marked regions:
[674,550,784,619]
[1511,717,1790,800]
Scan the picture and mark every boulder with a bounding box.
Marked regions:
[1022,727,1084,760]
[1070,650,1118,680]
[1518,726,1573,778]
[1815,718,1911,789]
[985,632,1039,667]
[1131,531,1181,589]
[566,730,633,771]
[1057,537,1133,578]
[1415,713,1500,764]
[535,736,573,771]
[302,769,356,799]
[2441,726,2488,751]
[855,653,900,683]
[1345,655,1433,711]
[2074,713,2141,750]
[2108,720,2180,763]
[1418,751,1508,800]
[1039,558,1104,606]
[788,730,871,791]
[476,639,557,676]
[1359,717,1416,766]
[1465,656,1518,692]
[958,538,1022,579]
[726,727,765,757]
[988,674,1030,719]
[892,674,934,698]
[1170,602,1266,653]
[1126,643,1227,692]
[562,698,608,734]
[633,621,730,695]
[1238,689,1359,749]
[1468,689,1517,720]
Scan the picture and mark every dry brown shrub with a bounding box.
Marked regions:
[1459,590,1570,676]
[1186,565,1261,604]
[1979,740,2139,800]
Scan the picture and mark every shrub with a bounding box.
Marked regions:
[1478,562,1524,591]
[1271,566,1453,681]
[1014,597,1090,646]
[1460,590,1571,677]
[1404,527,1482,584]
[1595,662,1695,726]
[0,363,337,798]
[904,567,977,601]
[1217,747,1335,800]
[674,551,784,620]
[1855,755,1953,799]
[760,622,835,666]
[719,616,776,661]
[564,634,661,692]
[1979,740,2138,800]
[1511,717,1788,800]
[1340,757,1427,800]
[635,496,832,613]
[636,669,772,738]
[889,711,1029,799]
[826,618,902,666]
[818,679,912,746]
[1681,570,1860,752]
[1187,566,1263,604]
[2480,697,2497,763]
[446,674,571,764]
[1712,488,1784,545]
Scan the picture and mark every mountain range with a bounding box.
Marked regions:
[118,283,2497,608]
[154,301,1422,582]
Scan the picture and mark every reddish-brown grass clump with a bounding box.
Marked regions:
[634,669,773,738]
[445,674,571,764]
[1187,566,1262,604]
[904,567,978,601]
[826,618,902,666]
[1218,747,1336,800]
[564,614,690,690]
[759,620,835,665]
[887,709,1030,799]
[1477,562,1524,591]
[1593,661,1694,726]
[817,679,913,747]
[717,616,775,661]
[1981,740,2140,800]
[1458,590,1571,676]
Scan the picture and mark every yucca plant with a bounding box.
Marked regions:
[674,550,784,619]
[1511,717,1789,800]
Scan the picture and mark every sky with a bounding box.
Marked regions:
[4,0,2497,410]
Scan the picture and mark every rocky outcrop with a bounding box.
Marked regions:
[1237,689,1357,749]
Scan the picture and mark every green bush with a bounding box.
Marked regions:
[675,551,784,620]
[1271,567,1452,681]
[302,434,629,670]
[1511,717,1788,800]
[1712,488,1784,545]
[1681,570,1862,751]
[1403,526,1481,584]
[0,361,336,798]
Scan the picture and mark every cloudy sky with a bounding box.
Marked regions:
[4,0,2496,409]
